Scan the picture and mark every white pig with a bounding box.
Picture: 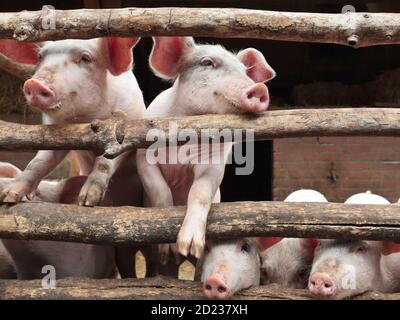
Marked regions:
[0,161,118,279]
[308,191,400,299]
[199,239,261,299]
[259,189,325,288]
[0,38,145,207]
[136,36,275,266]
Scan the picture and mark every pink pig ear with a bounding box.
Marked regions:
[149,37,195,79]
[0,162,21,178]
[382,241,400,256]
[103,37,140,76]
[237,48,276,83]
[57,176,87,204]
[0,40,40,65]
[257,237,283,251]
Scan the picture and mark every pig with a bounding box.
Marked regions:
[259,189,325,288]
[0,162,122,280]
[136,36,275,269]
[199,238,261,299]
[0,161,118,279]
[0,38,145,207]
[308,191,400,299]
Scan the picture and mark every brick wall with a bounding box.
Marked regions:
[273,137,400,203]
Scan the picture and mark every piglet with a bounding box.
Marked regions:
[0,38,145,207]
[0,162,119,279]
[259,189,324,288]
[136,37,275,267]
[308,191,400,299]
[199,239,261,299]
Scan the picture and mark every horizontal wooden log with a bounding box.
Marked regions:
[0,276,397,300]
[1,108,400,158]
[1,201,400,245]
[0,107,399,156]
[0,8,399,47]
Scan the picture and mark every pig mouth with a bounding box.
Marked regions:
[214,91,242,112]
[45,101,62,112]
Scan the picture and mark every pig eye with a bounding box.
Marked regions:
[80,52,93,64]
[356,245,367,253]
[241,242,251,253]
[200,57,216,68]
[297,268,308,279]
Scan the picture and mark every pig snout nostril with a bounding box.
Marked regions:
[324,283,332,288]
[217,286,226,293]
[260,96,267,102]
[205,284,212,291]
[247,93,253,99]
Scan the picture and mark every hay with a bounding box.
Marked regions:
[0,70,33,115]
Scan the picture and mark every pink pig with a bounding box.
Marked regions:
[0,38,145,207]
[309,192,400,299]
[259,189,325,288]
[136,36,275,266]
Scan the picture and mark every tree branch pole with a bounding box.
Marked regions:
[0,108,400,158]
[0,53,34,80]
[0,277,397,300]
[1,201,400,245]
[0,8,399,47]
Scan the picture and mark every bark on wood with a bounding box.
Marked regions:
[1,201,400,245]
[0,276,397,300]
[0,53,34,80]
[1,108,400,159]
[0,8,399,47]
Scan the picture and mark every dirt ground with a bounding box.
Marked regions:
[135,251,195,280]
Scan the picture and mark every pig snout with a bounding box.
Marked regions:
[240,82,269,113]
[308,273,337,298]
[23,79,56,110]
[203,276,230,299]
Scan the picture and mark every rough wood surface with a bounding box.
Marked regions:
[0,276,398,300]
[1,201,400,245]
[0,53,34,80]
[1,108,400,158]
[0,8,399,47]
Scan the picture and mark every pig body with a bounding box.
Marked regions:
[309,192,400,299]
[0,163,117,279]
[0,38,145,207]
[199,239,261,299]
[259,189,325,288]
[137,37,275,267]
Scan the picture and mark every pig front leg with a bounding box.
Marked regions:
[177,164,225,259]
[78,156,113,206]
[0,150,69,203]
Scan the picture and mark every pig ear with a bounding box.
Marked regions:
[382,241,400,256]
[0,40,40,65]
[257,237,283,251]
[299,238,319,250]
[237,48,276,83]
[0,162,21,178]
[103,37,140,76]
[56,176,87,204]
[149,37,195,79]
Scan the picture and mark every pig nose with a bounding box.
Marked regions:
[203,277,230,299]
[308,273,337,298]
[23,79,56,110]
[240,82,270,113]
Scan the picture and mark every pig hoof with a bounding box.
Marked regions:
[1,191,23,203]
[177,228,205,259]
[0,183,33,203]
[78,180,106,207]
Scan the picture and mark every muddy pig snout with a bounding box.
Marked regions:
[240,82,269,113]
[23,79,56,110]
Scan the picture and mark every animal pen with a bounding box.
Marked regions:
[1,4,400,299]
